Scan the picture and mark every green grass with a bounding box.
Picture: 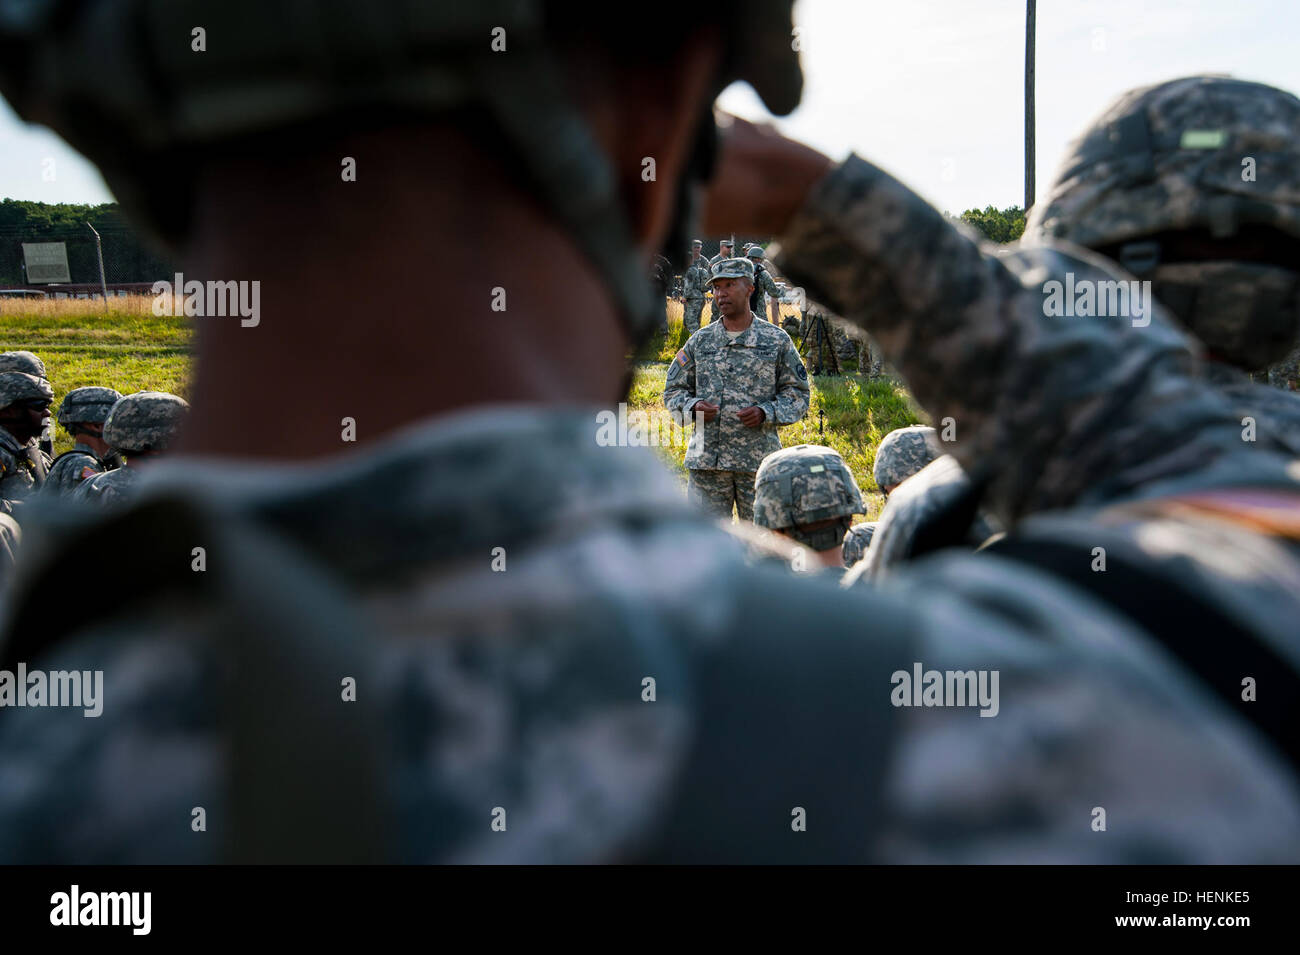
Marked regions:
[0,302,193,456]
[1,302,923,498]
[632,315,924,519]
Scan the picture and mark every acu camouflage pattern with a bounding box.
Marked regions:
[0,424,50,513]
[750,264,782,322]
[705,256,755,287]
[662,315,810,471]
[872,425,940,490]
[73,464,139,508]
[0,351,46,378]
[752,444,864,531]
[0,371,53,409]
[57,386,122,428]
[681,252,711,335]
[42,444,113,498]
[848,455,1001,584]
[687,467,758,522]
[1025,76,1300,370]
[103,391,189,454]
[4,409,1300,862]
[840,521,876,568]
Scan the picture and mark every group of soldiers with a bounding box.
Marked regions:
[0,349,188,575]
[2,0,1300,866]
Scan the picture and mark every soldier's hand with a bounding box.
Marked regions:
[693,401,720,422]
[737,406,766,428]
[702,114,833,236]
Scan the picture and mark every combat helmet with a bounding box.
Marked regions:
[754,444,865,551]
[103,391,189,455]
[1026,76,1300,370]
[873,426,940,491]
[0,351,47,379]
[57,386,123,431]
[0,0,804,350]
[746,245,765,260]
[0,371,54,410]
[841,521,877,568]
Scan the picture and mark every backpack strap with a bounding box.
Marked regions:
[0,496,387,862]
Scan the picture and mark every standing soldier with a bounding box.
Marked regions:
[745,244,782,323]
[664,257,810,521]
[707,238,734,269]
[43,386,123,498]
[681,239,711,335]
[0,371,53,515]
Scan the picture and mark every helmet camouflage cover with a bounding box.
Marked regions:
[0,351,47,379]
[754,444,865,532]
[58,386,124,429]
[1026,75,1300,369]
[841,521,877,568]
[0,371,54,409]
[873,425,940,490]
[103,391,189,454]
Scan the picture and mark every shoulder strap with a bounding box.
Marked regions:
[0,496,387,862]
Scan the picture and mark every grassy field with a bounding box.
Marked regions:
[0,296,192,455]
[0,298,923,510]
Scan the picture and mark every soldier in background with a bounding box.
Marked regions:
[752,444,865,569]
[76,392,189,508]
[0,371,52,515]
[707,238,734,268]
[681,239,711,335]
[663,257,810,521]
[3,2,1300,866]
[0,351,53,456]
[745,244,782,323]
[42,386,123,498]
[871,425,940,496]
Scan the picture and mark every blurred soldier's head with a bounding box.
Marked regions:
[0,351,47,380]
[103,392,190,464]
[873,425,940,495]
[746,245,765,262]
[719,240,735,258]
[1026,75,1300,371]
[754,445,866,566]
[691,239,704,260]
[57,386,123,457]
[0,5,802,453]
[707,257,756,320]
[0,372,54,444]
[841,521,877,568]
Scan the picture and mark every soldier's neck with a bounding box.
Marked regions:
[722,311,755,332]
[177,126,635,461]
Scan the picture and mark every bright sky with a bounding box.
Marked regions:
[3,0,1299,212]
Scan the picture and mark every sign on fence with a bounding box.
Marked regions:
[21,242,72,283]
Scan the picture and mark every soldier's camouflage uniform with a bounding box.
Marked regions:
[42,444,112,498]
[749,263,782,323]
[850,455,1001,583]
[73,465,140,508]
[663,305,811,521]
[752,444,864,558]
[681,254,711,335]
[841,521,877,568]
[4,8,1300,863]
[1268,346,1300,390]
[0,372,54,515]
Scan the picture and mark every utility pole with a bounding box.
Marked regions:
[87,221,109,304]
[1025,0,1037,211]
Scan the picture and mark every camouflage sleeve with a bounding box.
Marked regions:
[775,154,1257,523]
[683,268,703,297]
[662,335,699,425]
[758,334,810,425]
[759,269,781,297]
